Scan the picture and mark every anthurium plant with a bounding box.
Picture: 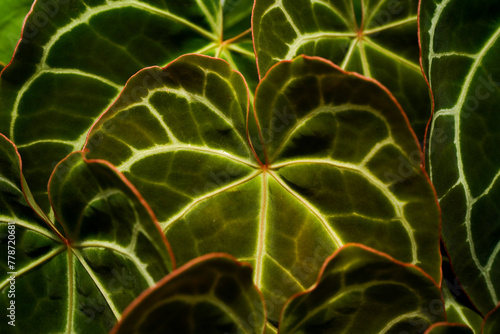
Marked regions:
[0,0,498,333]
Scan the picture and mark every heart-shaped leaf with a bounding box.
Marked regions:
[424,323,474,334]
[483,303,500,334]
[0,0,33,66]
[112,253,266,334]
[0,0,256,212]
[279,244,444,333]
[0,134,174,333]
[252,0,431,140]
[85,54,441,323]
[420,0,500,315]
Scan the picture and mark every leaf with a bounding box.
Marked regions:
[111,253,266,334]
[442,275,483,333]
[420,0,500,315]
[85,54,441,323]
[0,0,33,66]
[0,136,174,333]
[279,244,444,333]
[0,0,256,212]
[482,303,500,334]
[252,0,431,140]
[424,323,474,334]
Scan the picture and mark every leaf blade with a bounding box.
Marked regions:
[280,244,444,333]
[111,253,266,334]
[421,0,500,315]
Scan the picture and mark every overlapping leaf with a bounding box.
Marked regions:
[483,303,500,334]
[252,0,431,140]
[0,0,33,66]
[112,254,266,334]
[441,277,483,333]
[279,244,444,333]
[0,134,174,333]
[0,0,256,212]
[424,323,474,334]
[420,0,500,315]
[85,54,441,325]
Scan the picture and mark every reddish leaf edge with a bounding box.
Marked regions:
[0,0,37,79]
[440,233,483,317]
[278,243,445,332]
[417,0,437,171]
[110,252,268,334]
[417,0,479,312]
[481,302,500,334]
[254,54,443,285]
[0,132,66,242]
[46,149,176,269]
[83,53,266,168]
[424,322,473,334]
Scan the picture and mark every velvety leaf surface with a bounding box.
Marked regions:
[252,0,431,140]
[85,54,441,324]
[279,244,444,333]
[424,323,474,334]
[421,0,500,315]
[0,0,33,66]
[0,138,173,333]
[112,254,266,334]
[0,0,256,212]
[483,303,500,334]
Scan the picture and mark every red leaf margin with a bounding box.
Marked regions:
[482,302,500,334]
[46,149,176,268]
[110,252,268,334]
[279,242,446,332]
[424,322,473,333]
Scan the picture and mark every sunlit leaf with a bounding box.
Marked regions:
[112,254,266,334]
[0,0,256,212]
[420,0,500,315]
[0,135,174,333]
[253,0,431,140]
[85,54,441,324]
[280,244,444,333]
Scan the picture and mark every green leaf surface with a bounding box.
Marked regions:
[111,253,266,334]
[0,0,33,66]
[0,0,256,212]
[424,323,474,334]
[279,244,444,333]
[483,303,500,334]
[0,136,174,333]
[420,0,500,315]
[252,0,431,140]
[85,54,441,323]
[442,276,483,334]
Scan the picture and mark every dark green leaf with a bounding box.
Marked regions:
[0,0,256,212]
[252,0,431,140]
[421,0,500,315]
[280,244,444,333]
[111,254,266,334]
[0,136,174,333]
[85,54,441,322]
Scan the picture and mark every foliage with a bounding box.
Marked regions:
[0,0,498,333]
